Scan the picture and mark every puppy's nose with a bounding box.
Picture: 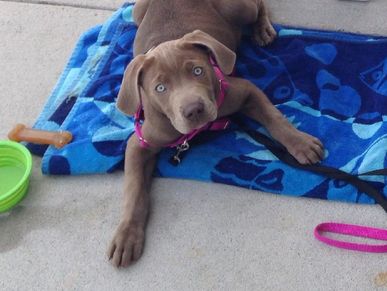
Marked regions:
[183,102,205,120]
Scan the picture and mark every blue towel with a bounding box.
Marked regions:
[28,3,387,205]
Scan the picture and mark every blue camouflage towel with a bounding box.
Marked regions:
[28,3,387,206]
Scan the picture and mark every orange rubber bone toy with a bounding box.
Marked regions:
[8,124,72,149]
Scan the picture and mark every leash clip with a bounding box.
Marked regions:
[170,140,190,166]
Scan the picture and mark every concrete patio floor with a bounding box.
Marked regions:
[0,0,386,290]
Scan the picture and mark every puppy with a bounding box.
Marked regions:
[108,0,324,267]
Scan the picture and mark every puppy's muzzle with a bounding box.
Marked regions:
[182,101,205,121]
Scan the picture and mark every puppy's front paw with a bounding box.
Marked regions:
[107,221,145,268]
[253,17,277,46]
[286,132,324,165]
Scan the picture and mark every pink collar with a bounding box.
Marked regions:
[134,56,230,149]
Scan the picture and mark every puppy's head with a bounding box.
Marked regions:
[117,30,236,134]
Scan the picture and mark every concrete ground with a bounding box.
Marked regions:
[0,0,386,290]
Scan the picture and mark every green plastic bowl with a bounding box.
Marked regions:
[0,141,32,212]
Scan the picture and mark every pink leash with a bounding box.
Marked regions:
[314,222,387,253]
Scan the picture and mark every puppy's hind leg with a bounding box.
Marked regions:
[252,0,277,46]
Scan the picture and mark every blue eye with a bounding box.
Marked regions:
[193,66,203,76]
[155,84,166,93]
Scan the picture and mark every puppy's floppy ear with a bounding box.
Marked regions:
[181,30,236,75]
[117,54,147,115]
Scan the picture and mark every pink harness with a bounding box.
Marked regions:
[134,56,230,159]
